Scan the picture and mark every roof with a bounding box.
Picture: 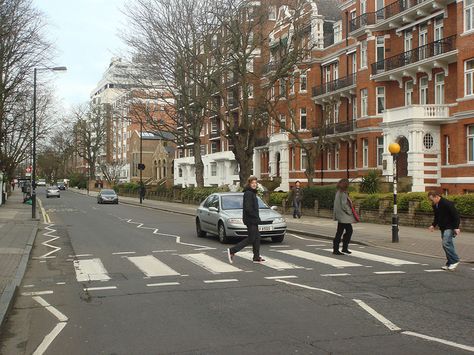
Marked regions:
[135,131,175,140]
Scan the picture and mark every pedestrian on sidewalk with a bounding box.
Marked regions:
[428,191,461,271]
[332,178,357,255]
[227,175,265,264]
[289,180,303,219]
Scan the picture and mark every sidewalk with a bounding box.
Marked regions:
[0,191,38,329]
[73,188,474,263]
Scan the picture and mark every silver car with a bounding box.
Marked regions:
[196,193,287,244]
[46,186,60,198]
[97,189,119,204]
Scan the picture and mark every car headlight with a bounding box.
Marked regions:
[228,218,244,225]
[273,217,285,224]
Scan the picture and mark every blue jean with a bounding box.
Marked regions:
[293,201,302,218]
[441,229,460,265]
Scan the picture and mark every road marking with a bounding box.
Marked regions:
[73,258,111,282]
[321,273,351,277]
[275,279,342,297]
[83,286,117,291]
[39,224,61,259]
[306,244,328,247]
[147,282,180,287]
[204,279,239,283]
[56,282,66,285]
[127,255,180,277]
[322,249,419,266]
[267,245,291,248]
[181,253,242,274]
[152,249,178,253]
[21,291,54,296]
[353,299,401,331]
[32,297,68,322]
[286,233,317,241]
[236,251,304,270]
[32,322,67,355]
[70,254,93,257]
[373,271,406,275]
[33,256,56,259]
[264,275,298,280]
[277,249,362,268]
[402,331,474,352]
[112,251,136,255]
[23,285,35,288]
[424,269,444,273]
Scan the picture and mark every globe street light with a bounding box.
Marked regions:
[388,142,400,243]
[32,66,67,219]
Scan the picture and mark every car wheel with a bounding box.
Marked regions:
[218,222,231,244]
[196,219,206,238]
[271,235,284,243]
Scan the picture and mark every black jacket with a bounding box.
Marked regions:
[431,197,460,231]
[243,186,261,226]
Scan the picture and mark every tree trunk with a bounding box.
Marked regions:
[233,142,254,187]
[193,141,204,187]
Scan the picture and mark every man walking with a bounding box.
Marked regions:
[227,176,265,263]
[428,191,461,271]
[289,180,303,219]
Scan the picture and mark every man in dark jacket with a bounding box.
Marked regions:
[428,191,461,271]
[288,180,303,218]
[227,175,265,263]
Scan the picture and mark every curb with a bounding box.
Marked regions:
[0,224,39,332]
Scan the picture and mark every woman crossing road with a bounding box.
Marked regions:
[332,178,358,255]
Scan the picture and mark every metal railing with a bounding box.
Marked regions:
[311,120,355,137]
[312,73,357,98]
[371,35,456,75]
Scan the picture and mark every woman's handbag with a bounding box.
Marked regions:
[348,197,360,223]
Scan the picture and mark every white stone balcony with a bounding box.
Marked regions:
[383,104,449,124]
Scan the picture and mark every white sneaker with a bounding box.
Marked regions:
[441,265,449,270]
[448,262,459,271]
[227,249,234,264]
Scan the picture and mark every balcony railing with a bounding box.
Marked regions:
[371,35,456,75]
[311,120,355,137]
[349,0,428,32]
[383,104,449,123]
[312,73,356,98]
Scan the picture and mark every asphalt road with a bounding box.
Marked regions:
[1,189,473,354]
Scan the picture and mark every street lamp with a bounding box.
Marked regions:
[388,142,401,243]
[32,66,67,219]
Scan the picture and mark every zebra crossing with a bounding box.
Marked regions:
[72,247,429,287]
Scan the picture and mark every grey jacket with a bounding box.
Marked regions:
[333,190,356,224]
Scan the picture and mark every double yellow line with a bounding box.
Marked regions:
[37,198,51,224]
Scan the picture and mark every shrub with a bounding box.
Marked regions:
[301,185,337,209]
[69,173,87,189]
[359,194,381,210]
[359,170,381,194]
[452,194,474,216]
[397,192,428,211]
[269,192,288,206]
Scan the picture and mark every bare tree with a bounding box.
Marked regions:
[100,160,126,185]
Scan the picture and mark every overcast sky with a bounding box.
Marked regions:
[34,0,128,109]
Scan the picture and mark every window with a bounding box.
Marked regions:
[354,141,358,168]
[335,146,340,170]
[435,73,445,104]
[188,148,194,157]
[361,88,368,117]
[280,114,286,133]
[200,144,206,156]
[352,99,358,120]
[301,149,307,171]
[468,125,474,162]
[376,87,385,114]
[351,53,357,74]
[333,62,339,81]
[246,58,254,72]
[324,66,331,85]
[465,59,474,96]
[420,76,428,104]
[300,108,307,130]
[334,22,342,43]
[465,0,474,32]
[269,5,277,20]
[419,24,428,60]
[445,135,450,165]
[178,168,183,177]
[376,36,385,71]
[362,139,369,168]
[291,147,295,171]
[211,142,218,153]
[289,75,295,94]
[405,80,413,106]
[434,18,444,55]
[279,79,286,98]
[248,84,254,99]
[210,163,217,176]
[377,136,384,167]
[423,133,434,150]
[300,71,307,91]
[361,0,367,14]
[327,150,332,170]
[360,40,368,68]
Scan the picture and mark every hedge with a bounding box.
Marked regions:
[301,185,338,209]
[181,186,230,202]
[269,192,288,206]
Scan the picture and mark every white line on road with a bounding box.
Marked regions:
[83,286,117,291]
[127,255,180,277]
[147,282,180,287]
[112,251,136,255]
[21,291,53,296]
[322,249,419,266]
[264,275,298,279]
[74,258,111,282]
[32,297,68,322]
[71,254,93,258]
[424,269,444,273]
[277,249,362,268]
[182,253,242,274]
[152,250,178,253]
[306,244,328,247]
[268,245,292,248]
[286,233,318,241]
[236,251,304,270]
[321,273,351,277]
[40,224,61,258]
[56,282,66,285]
[353,299,401,331]
[373,271,406,275]
[204,279,239,283]
[32,322,67,355]
[274,279,343,297]
[402,331,474,352]
[23,285,35,288]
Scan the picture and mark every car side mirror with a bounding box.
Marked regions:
[209,207,219,212]
[271,206,278,211]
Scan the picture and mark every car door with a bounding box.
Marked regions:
[207,195,221,234]
[198,195,214,231]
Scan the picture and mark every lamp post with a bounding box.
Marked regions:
[32,66,67,220]
[139,118,144,204]
[388,142,401,243]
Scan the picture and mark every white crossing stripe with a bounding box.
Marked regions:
[204,279,238,283]
[73,258,111,282]
[322,249,419,266]
[425,269,444,273]
[374,271,406,275]
[265,275,298,280]
[277,249,362,268]
[321,273,351,277]
[127,255,180,277]
[182,253,242,274]
[84,286,117,291]
[147,282,180,287]
[236,251,304,270]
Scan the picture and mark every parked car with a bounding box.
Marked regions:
[37,179,46,187]
[57,182,66,190]
[195,193,286,243]
[97,189,119,204]
[46,186,60,198]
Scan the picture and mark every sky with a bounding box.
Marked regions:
[34,0,129,109]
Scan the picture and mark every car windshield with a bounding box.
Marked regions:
[101,189,116,195]
[221,195,269,210]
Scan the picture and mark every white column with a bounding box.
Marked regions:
[223,161,232,185]
[408,128,425,192]
[269,148,277,178]
[253,149,261,179]
[382,131,393,181]
[279,145,290,191]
